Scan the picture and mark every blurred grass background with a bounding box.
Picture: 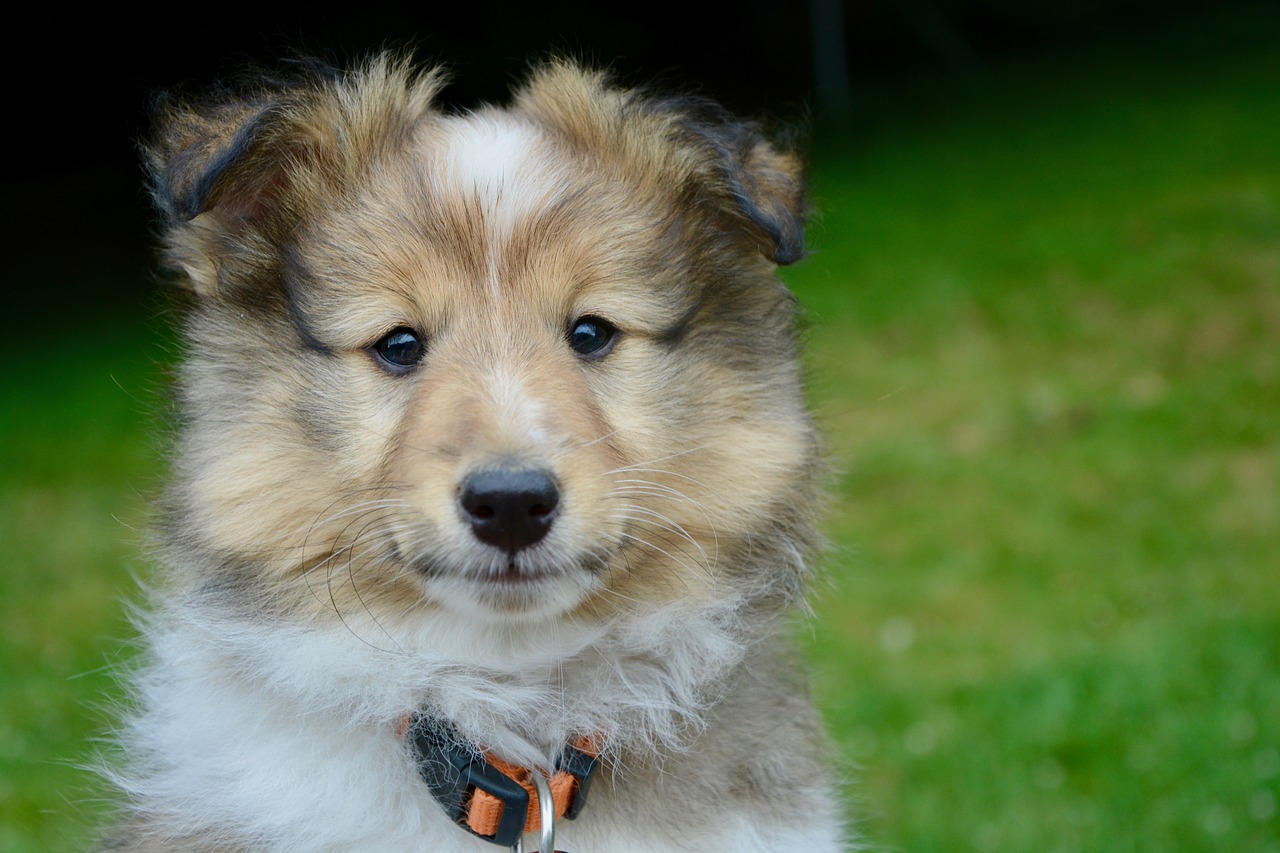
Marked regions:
[787,10,1280,851]
[3,4,1278,851]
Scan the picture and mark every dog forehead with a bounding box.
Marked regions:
[437,113,542,188]
[297,113,566,290]
[427,111,566,227]
[291,106,700,342]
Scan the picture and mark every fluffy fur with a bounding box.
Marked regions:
[104,54,845,851]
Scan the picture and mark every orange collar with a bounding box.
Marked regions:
[400,713,600,848]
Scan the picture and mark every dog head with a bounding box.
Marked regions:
[148,55,819,629]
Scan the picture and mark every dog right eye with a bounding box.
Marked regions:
[370,327,426,372]
[567,316,618,359]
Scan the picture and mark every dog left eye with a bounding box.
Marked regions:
[567,316,618,358]
[371,327,426,372]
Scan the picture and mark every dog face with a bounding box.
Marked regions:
[149,56,819,629]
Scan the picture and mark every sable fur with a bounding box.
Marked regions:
[104,54,846,851]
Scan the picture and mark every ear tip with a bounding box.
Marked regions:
[773,239,807,266]
[737,185,808,265]
[770,215,807,264]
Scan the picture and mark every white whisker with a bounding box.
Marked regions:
[609,506,713,570]
[602,444,713,476]
[615,531,708,586]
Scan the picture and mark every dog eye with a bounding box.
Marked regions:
[567,316,618,359]
[371,327,426,372]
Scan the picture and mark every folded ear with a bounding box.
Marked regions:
[145,55,444,293]
[516,61,807,266]
[149,86,301,227]
[670,104,808,265]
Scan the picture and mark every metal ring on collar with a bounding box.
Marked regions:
[531,771,556,853]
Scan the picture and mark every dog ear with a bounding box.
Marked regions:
[148,94,288,226]
[516,61,807,266]
[146,55,444,293]
[669,106,808,266]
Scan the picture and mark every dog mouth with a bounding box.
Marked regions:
[411,548,586,589]
[409,543,607,616]
[487,557,552,586]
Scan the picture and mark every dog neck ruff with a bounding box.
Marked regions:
[403,713,600,850]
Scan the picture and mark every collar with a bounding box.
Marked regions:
[402,713,600,848]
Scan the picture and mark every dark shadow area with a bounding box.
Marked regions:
[4,1,1266,339]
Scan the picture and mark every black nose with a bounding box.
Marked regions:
[459,468,560,552]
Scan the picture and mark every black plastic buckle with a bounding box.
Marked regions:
[409,715,529,847]
[409,714,601,846]
[557,741,598,820]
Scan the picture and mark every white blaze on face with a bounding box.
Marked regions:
[485,364,552,454]
[436,114,565,454]
[443,115,535,199]
[440,115,563,293]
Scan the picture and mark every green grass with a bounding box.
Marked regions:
[0,309,170,850]
[783,9,1280,852]
[3,10,1278,851]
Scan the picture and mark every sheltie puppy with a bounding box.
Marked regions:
[104,54,845,851]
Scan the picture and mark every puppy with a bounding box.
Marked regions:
[105,54,844,852]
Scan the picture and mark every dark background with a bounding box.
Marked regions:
[5,0,1259,325]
